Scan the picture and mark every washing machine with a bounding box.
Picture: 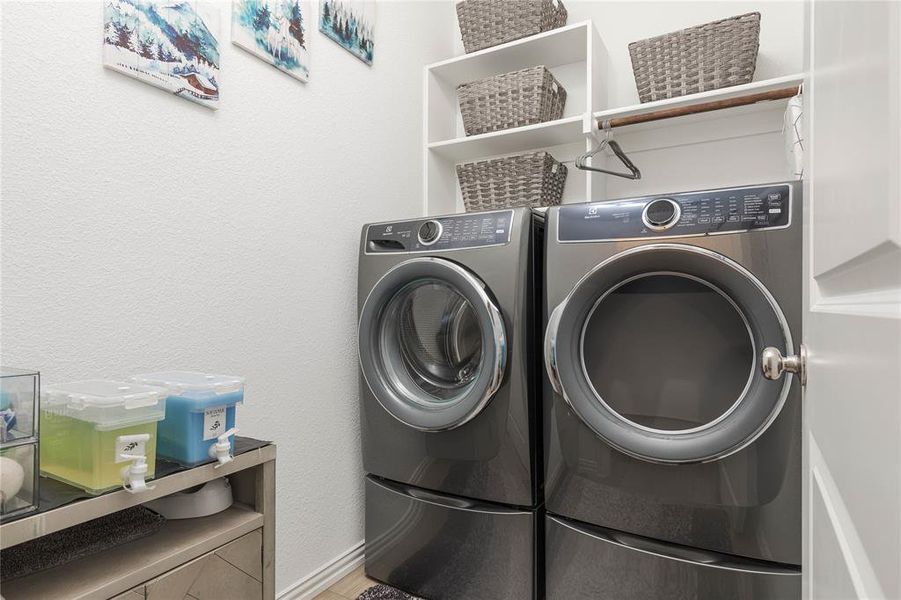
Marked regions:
[542,182,804,599]
[357,208,544,600]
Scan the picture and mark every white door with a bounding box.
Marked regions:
[804,1,901,599]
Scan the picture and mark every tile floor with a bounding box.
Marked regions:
[314,566,379,600]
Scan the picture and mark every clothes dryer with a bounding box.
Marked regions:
[543,183,804,599]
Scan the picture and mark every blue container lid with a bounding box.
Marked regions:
[130,371,244,411]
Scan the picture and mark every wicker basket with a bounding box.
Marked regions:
[458,66,567,136]
[628,12,761,103]
[456,151,567,211]
[456,0,568,53]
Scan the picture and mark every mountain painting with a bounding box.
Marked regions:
[103,0,221,109]
[232,1,310,82]
[319,0,374,65]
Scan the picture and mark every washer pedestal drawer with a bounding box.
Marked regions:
[546,514,800,600]
[365,475,538,600]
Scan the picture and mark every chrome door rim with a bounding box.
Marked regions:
[359,257,506,432]
[545,243,794,464]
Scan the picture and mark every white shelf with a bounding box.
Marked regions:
[593,73,805,129]
[426,21,594,88]
[423,15,802,215]
[428,116,584,162]
[428,74,803,165]
[425,21,606,215]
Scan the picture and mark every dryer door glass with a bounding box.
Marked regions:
[359,257,506,431]
[546,244,795,464]
[582,274,754,431]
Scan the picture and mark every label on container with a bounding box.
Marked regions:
[203,405,227,441]
[115,437,146,463]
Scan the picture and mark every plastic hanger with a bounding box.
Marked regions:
[575,127,641,180]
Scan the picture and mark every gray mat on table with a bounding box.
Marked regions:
[358,584,426,600]
[0,506,165,580]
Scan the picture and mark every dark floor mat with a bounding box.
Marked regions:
[0,505,165,580]
[358,584,426,600]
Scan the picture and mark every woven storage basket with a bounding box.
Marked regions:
[628,12,761,103]
[456,151,567,211]
[456,0,568,53]
[458,66,567,136]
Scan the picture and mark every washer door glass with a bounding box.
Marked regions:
[387,279,483,403]
[360,257,506,431]
[546,244,795,463]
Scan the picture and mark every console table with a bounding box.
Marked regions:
[0,440,276,599]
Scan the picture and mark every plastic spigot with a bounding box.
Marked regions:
[119,433,153,494]
[209,427,238,468]
[121,454,155,494]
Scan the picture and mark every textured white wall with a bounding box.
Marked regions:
[0,0,454,592]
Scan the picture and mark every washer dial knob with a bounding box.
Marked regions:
[642,198,681,231]
[418,220,442,245]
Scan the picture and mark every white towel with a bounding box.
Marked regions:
[783,88,804,180]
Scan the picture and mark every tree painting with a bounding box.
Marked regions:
[102,0,221,109]
[319,0,374,65]
[232,0,310,82]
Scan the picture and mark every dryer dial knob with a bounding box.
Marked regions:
[418,220,442,245]
[642,199,681,231]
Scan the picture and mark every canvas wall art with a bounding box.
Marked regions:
[319,0,374,65]
[103,0,221,109]
[233,0,310,82]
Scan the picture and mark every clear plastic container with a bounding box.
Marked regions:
[130,371,244,467]
[0,443,38,519]
[40,380,166,495]
[1,367,39,443]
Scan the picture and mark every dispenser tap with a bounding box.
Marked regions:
[118,433,153,494]
[209,427,238,468]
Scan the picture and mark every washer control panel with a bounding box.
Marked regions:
[558,184,792,242]
[366,209,514,253]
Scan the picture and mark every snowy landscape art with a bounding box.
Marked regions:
[103,0,221,109]
[319,0,374,65]
[233,1,310,82]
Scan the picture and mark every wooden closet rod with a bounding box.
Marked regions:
[598,86,799,130]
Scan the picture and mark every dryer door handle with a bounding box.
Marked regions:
[544,303,565,395]
[761,345,807,386]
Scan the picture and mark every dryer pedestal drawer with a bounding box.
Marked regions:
[365,476,538,600]
[546,515,800,600]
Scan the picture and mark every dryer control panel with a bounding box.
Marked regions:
[558,184,792,242]
[365,209,514,253]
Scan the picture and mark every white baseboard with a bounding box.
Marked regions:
[278,541,366,600]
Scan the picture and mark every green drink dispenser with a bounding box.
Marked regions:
[40,380,167,495]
